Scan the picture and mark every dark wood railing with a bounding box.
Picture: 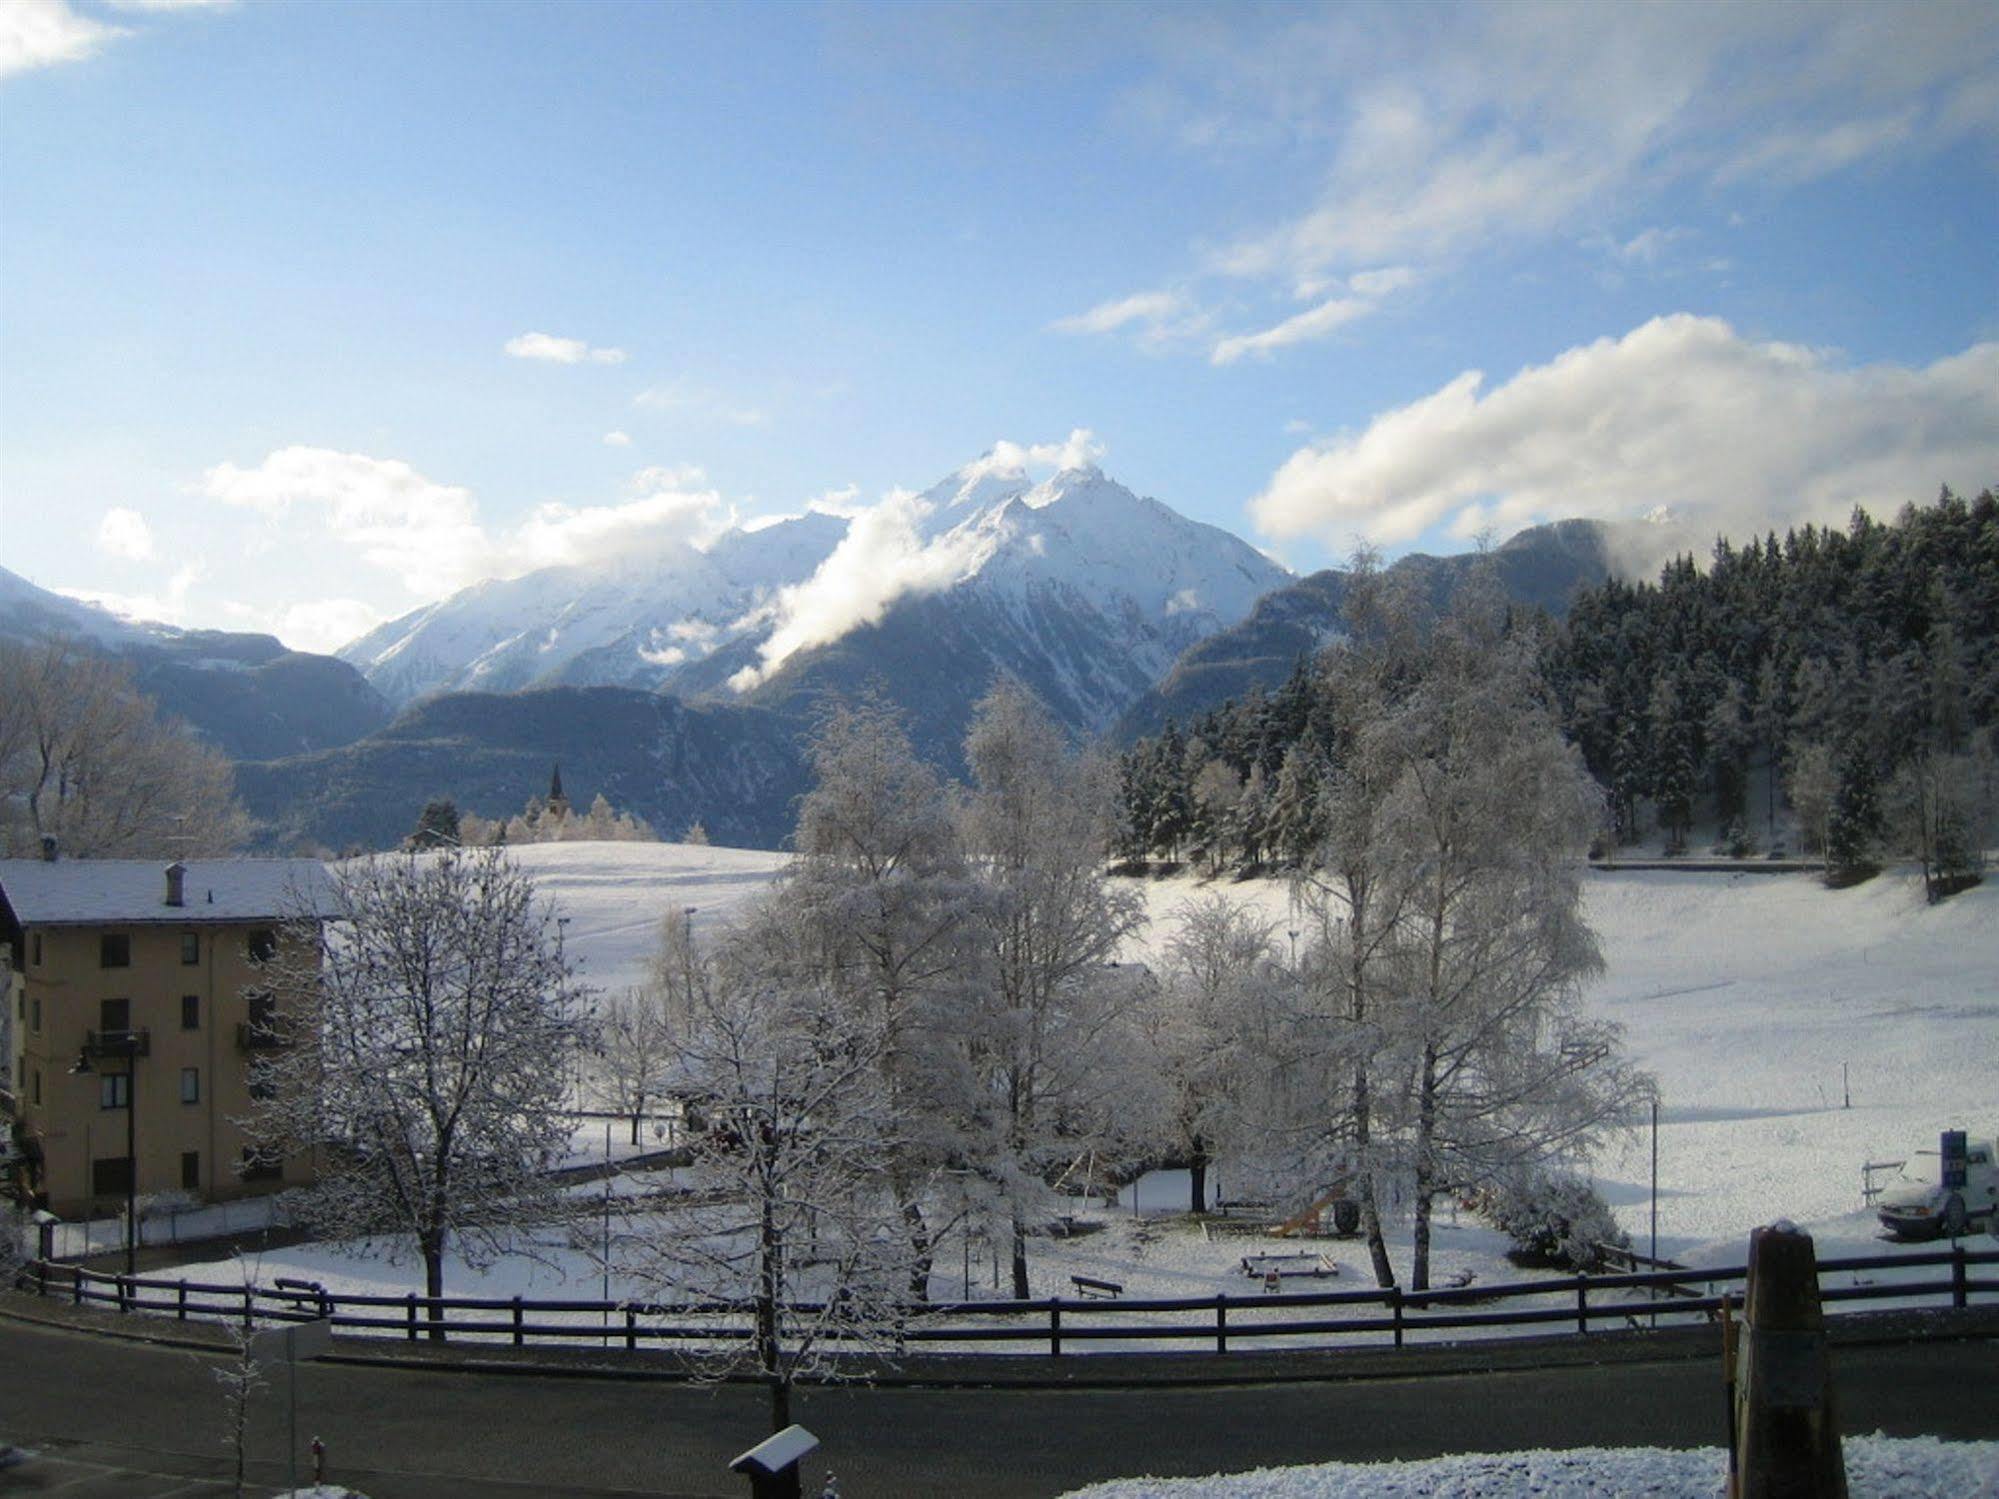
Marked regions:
[17,1246,1994,1356]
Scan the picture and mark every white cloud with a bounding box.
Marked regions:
[95,507,155,561]
[1100,3,1999,350]
[200,445,739,595]
[602,429,633,447]
[202,446,491,597]
[1250,315,1999,571]
[58,562,203,630]
[274,598,384,655]
[1348,265,1418,298]
[957,427,1106,484]
[1211,295,1370,365]
[1049,289,1211,351]
[0,0,126,77]
[504,331,627,365]
[730,487,987,691]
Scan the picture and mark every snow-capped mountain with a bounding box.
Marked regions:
[339,457,1291,731]
[340,511,847,704]
[730,461,1291,751]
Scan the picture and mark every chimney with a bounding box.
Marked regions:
[39,835,57,863]
[164,861,187,908]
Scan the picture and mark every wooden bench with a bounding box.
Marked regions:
[1070,1275,1123,1300]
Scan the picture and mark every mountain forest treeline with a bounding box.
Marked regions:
[1117,489,1999,899]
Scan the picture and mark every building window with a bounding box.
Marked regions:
[99,998,130,1034]
[247,928,277,964]
[182,994,200,1030]
[100,933,130,969]
[93,1157,134,1196]
[99,1073,130,1110]
[14,1057,21,1087]
[30,998,40,1033]
[181,1151,201,1191]
[180,1067,200,1104]
[31,1069,40,1106]
[30,932,41,967]
[240,1148,282,1183]
[180,932,200,965]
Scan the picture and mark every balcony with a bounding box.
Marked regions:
[237,1021,292,1052]
[82,1027,149,1059]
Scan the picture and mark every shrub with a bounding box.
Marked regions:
[1484,1170,1628,1272]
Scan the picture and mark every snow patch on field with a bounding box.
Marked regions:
[1059,1435,1999,1498]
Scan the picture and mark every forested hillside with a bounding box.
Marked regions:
[1117,490,1999,897]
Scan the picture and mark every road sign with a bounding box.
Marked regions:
[249,1316,333,1366]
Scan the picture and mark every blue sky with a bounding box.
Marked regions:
[2,0,1995,652]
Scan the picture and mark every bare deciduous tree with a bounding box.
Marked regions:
[960,680,1148,1295]
[622,898,916,1434]
[0,636,247,858]
[251,848,593,1335]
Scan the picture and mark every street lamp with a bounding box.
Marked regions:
[69,1033,142,1275]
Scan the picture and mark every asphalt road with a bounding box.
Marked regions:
[2,1318,1993,1498]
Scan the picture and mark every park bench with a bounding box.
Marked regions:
[1070,1275,1123,1300]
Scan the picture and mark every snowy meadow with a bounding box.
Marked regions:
[178,842,1998,1328]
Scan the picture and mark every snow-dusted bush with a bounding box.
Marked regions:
[138,1189,202,1221]
[1484,1170,1628,1272]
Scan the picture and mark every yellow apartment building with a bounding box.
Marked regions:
[0,852,332,1219]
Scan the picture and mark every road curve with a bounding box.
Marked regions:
[2,1315,1993,1498]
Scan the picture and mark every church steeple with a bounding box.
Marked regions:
[547,762,570,818]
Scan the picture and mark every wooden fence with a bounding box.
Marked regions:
[17,1245,1995,1356]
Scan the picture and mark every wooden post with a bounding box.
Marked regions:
[1049,1298,1062,1357]
[1732,1222,1847,1499]
[1215,1293,1227,1354]
[1721,1294,1739,1494]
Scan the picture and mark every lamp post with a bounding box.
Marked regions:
[70,1033,141,1275]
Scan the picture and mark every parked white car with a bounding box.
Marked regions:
[1876,1134,1997,1239]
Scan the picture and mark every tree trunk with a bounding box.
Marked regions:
[1189,1148,1208,1215]
[1353,1065,1397,1289]
[1010,1213,1030,1301]
[1411,1042,1439,1293]
[899,1192,932,1303]
[630,1109,642,1147]
[423,1236,447,1342]
[767,1375,791,1435]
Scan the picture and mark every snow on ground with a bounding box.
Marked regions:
[1057,1436,1999,1499]
[1124,861,1999,1267]
[173,846,1992,1331]
[503,841,787,994]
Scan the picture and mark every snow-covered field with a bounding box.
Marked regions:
[1057,1435,1999,1499]
[174,844,1997,1329]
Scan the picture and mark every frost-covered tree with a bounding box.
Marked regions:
[250,848,593,1333]
[0,636,247,858]
[959,680,1148,1296]
[593,983,678,1145]
[1373,599,1634,1291]
[407,797,460,850]
[786,701,981,1298]
[621,899,914,1434]
[1152,894,1281,1213]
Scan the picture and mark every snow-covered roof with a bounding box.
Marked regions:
[0,858,335,927]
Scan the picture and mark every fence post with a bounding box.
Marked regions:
[241,1285,253,1332]
[513,1295,525,1347]
[1389,1285,1403,1348]
[1050,1298,1062,1357]
[624,1307,637,1351]
[406,1293,418,1343]
[1733,1222,1846,1499]
[1216,1292,1227,1354]
[72,1268,82,1307]
[116,1275,128,1314]
[1576,1274,1589,1335]
[1951,1244,1967,1310]
[177,1282,188,1321]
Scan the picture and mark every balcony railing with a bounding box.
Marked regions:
[236,1022,291,1052]
[82,1027,149,1059]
